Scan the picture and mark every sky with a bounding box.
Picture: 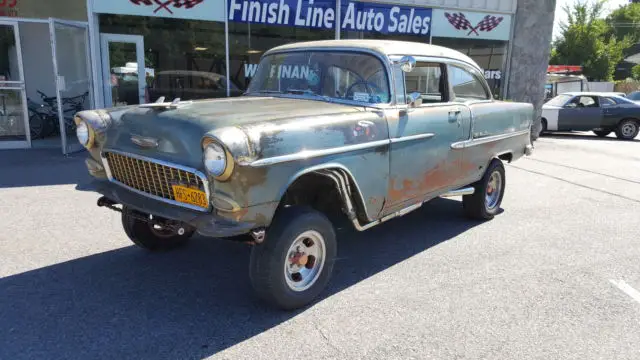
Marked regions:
[552,0,630,40]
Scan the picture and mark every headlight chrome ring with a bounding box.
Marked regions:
[202,137,234,182]
[74,116,95,149]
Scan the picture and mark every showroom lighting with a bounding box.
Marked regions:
[247,49,262,54]
[194,47,208,51]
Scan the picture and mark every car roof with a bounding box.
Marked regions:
[266,39,481,72]
[562,91,626,97]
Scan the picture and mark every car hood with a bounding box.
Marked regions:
[102,96,365,167]
[542,104,562,110]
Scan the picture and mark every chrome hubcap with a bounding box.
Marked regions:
[485,171,502,210]
[284,230,326,292]
[621,123,637,137]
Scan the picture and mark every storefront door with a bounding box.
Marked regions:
[100,34,146,108]
[0,21,29,149]
[50,19,93,154]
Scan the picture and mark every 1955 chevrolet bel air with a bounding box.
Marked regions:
[75,40,534,310]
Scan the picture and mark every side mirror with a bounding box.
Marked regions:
[408,92,422,107]
[395,56,416,73]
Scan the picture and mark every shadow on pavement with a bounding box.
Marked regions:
[0,149,89,189]
[0,197,482,360]
[542,132,640,142]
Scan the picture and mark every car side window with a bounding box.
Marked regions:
[448,65,489,101]
[600,97,615,107]
[404,62,448,103]
[566,96,598,108]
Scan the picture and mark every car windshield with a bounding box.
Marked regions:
[545,94,573,107]
[247,51,390,104]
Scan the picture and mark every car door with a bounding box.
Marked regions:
[384,61,465,213]
[600,96,623,129]
[559,95,602,131]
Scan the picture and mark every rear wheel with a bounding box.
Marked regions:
[121,207,193,251]
[28,111,45,140]
[463,159,506,220]
[249,206,336,310]
[593,130,612,137]
[615,119,639,140]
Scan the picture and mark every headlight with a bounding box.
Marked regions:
[74,116,95,149]
[203,138,234,181]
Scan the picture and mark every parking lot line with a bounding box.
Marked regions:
[609,279,640,304]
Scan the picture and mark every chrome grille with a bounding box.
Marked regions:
[103,151,207,207]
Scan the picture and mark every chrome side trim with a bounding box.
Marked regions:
[390,133,435,144]
[100,149,212,213]
[249,139,390,167]
[451,129,530,150]
[440,187,475,197]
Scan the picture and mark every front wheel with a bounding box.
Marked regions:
[249,206,337,310]
[463,159,506,220]
[538,119,548,137]
[615,119,639,140]
[121,207,193,251]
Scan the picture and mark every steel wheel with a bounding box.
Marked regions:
[485,170,503,210]
[621,122,637,138]
[284,230,326,292]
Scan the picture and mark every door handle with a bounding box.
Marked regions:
[448,109,462,126]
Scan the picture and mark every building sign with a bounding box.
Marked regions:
[227,0,432,36]
[431,9,511,41]
[484,69,501,80]
[340,1,431,35]
[92,0,225,22]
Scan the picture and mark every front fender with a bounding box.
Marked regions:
[278,162,375,222]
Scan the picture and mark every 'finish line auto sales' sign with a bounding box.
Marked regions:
[228,0,433,36]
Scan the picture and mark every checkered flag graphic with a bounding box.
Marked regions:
[475,15,504,33]
[129,0,204,13]
[445,12,478,35]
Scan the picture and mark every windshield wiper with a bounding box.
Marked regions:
[285,88,332,102]
[249,90,283,95]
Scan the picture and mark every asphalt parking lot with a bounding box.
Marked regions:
[1,131,639,360]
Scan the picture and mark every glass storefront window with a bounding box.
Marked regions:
[99,15,228,102]
[228,23,334,94]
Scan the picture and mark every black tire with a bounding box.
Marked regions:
[614,119,639,140]
[539,118,548,136]
[121,207,193,251]
[463,159,506,220]
[28,111,45,140]
[593,130,612,137]
[249,206,337,310]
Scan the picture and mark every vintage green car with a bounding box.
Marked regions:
[75,40,534,310]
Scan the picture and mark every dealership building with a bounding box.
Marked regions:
[0,0,551,154]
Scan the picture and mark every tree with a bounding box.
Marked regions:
[551,0,633,81]
[633,64,640,79]
[606,3,640,45]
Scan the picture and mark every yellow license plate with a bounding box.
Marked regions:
[172,185,208,208]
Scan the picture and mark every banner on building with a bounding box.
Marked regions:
[227,0,432,36]
[431,9,511,41]
[93,0,226,22]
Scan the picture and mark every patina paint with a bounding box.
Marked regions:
[78,39,534,235]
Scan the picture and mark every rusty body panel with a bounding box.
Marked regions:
[76,39,534,238]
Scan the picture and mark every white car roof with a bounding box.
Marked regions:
[266,39,481,72]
